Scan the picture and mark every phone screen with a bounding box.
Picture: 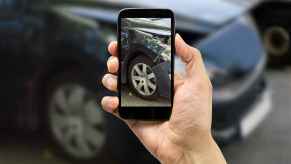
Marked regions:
[118,9,174,119]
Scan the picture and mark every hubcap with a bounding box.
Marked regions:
[264,26,290,57]
[131,63,157,96]
[49,84,105,159]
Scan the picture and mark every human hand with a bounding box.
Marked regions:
[101,34,226,164]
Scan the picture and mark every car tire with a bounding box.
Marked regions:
[256,8,291,67]
[128,55,158,99]
[44,71,111,163]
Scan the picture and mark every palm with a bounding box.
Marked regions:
[102,38,218,163]
[126,116,171,158]
[127,77,212,161]
[126,81,191,160]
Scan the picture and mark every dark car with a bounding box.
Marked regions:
[0,0,281,163]
[121,18,171,99]
[69,0,273,142]
[51,0,275,162]
[0,0,110,162]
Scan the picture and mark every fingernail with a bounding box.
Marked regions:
[104,74,117,91]
[109,56,118,65]
[101,97,118,111]
[102,74,111,86]
[107,56,119,72]
[107,41,116,54]
[176,33,184,41]
[101,97,110,109]
[176,33,181,39]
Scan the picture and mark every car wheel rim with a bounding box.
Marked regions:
[49,84,105,159]
[131,63,157,96]
[264,26,290,57]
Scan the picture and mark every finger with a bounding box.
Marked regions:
[107,41,118,57]
[101,96,120,116]
[175,34,193,64]
[175,34,207,77]
[174,72,184,92]
[107,56,119,73]
[101,97,136,126]
[102,74,117,92]
[101,97,152,129]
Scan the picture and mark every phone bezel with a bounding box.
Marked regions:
[117,8,175,120]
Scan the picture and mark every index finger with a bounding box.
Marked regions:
[107,41,118,57]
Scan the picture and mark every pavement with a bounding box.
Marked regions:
[0,68,291,164]
[121,87,170,107]
[223,68,291,164]
[0,135,67,164]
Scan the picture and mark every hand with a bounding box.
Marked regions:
[101,34,226,164]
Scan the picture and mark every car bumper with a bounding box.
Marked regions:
[213,81,272,143]
[195,15,271,143]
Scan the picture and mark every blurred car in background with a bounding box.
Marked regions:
[1,0,286,163]
[0,0,110,163]
[68,0,273,143]
[252,0,291,66]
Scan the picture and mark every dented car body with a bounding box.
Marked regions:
[120,18,171,99]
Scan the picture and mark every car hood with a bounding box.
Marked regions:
[53,0,259,33]
[113,0,253,25]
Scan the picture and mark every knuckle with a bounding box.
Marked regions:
[190,47,202,57]
[196,78,206,90]
[196,76,212,92]
[188,47,203,64]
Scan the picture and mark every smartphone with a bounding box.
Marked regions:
[118,9,175,120]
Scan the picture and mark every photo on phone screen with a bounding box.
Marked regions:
[120,17,172,107]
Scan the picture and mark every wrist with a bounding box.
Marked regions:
[178,136,227,164]
[161,134,226,164]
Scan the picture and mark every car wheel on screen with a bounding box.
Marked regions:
[128,55,158,99]
[45,72,107,163]
[257,8,291,67]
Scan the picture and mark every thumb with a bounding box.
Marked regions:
[175,34,207,78]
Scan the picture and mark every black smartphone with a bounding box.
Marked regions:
[118,8,175,120]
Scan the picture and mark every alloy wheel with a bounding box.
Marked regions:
[49,84,105,159]
[131,63,157,96]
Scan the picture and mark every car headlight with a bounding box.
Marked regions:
[206,60,261,104]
